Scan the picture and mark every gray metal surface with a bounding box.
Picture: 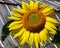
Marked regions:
[0,0,60,48]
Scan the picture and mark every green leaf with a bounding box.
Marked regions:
[1,20,14,41]
[15,46,19,48]
[52,27,60,46]
[55,10,60,13]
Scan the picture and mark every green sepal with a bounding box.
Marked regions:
[52,27,60,46]
[1,20,14,41]
[55,10,60,13]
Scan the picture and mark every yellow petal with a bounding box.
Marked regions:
[9,24,23,30]
[29,32,33,46]
[45,26,57,34]
[20,30,27,41]
[46,17,59,24]
[39,29,49,43]
[34,1,39,10]
[39,3,49,10]
[18,36,21,44]
[8,16,22,20]
[8,21,23,28]
[10,11,22,17]
[13,8,27,14]
[22,1,30,10]
[9,29,20,35]
[30,1,34,10]
[34,33,39,48]
[45,21,57,30]
[20,31,30,45]
[44,10,54,15]
[49,30,57,35]
[41,6,53,15]
[13,28,25,39]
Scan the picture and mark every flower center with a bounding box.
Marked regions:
[23,10,46,33]
[29,13,39,23]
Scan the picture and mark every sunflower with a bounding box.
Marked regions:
[8,0,59,48]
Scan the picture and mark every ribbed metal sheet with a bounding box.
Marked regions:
[0,0,60,48]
